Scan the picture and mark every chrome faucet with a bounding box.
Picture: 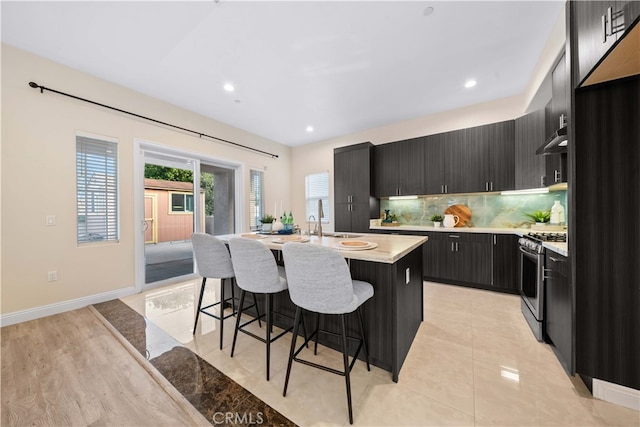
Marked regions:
[307,215,316,236]
[317,199,324,237]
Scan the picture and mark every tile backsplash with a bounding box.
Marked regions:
[380,191,568,228]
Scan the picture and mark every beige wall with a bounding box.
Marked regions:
[1,44,292,317]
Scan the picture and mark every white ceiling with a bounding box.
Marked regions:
[1,1,564,147]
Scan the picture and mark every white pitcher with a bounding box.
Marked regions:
[443,214,459,228]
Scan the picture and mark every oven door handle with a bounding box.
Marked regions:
[518,246,537,258]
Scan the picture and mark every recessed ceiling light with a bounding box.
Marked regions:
[423,6,434,16]
[464,80,477,89]
[306,126,314,133]
[223,83,235,92]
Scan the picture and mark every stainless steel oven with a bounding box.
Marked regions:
[519,237,545,340]
[518,232,566,341]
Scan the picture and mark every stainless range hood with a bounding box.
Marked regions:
[537,115,568,155]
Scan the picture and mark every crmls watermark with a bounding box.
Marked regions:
[212,411,264,425]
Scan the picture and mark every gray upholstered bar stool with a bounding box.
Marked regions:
[281,242,373,425]
[228,237,296,381]
[191,233,256,350]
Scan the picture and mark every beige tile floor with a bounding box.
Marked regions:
[122,280,640,427]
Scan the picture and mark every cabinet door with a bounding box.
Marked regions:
[449,234,492,285]
[551,53,568,122]
[334,203,351,232]
[488,120,515,191]
[397,137,424,196]
[350,147,372,204]
[515,109,546,189]
[573,1,619,85]
[545,253,572,373]
[445,129,485,193]
[350,203,372,233]
[374,143,399,197]
[334,150,352,205]
[492,234,519,291]
[423,232,449,280]
[423,133,446,195]
[623,0,640,27]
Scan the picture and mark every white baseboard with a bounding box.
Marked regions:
[0,286,138,327]
[593,378,640,412]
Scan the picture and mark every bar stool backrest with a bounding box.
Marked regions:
[191,233,234,279]
[229,237,286,293]
[282,243,356,314]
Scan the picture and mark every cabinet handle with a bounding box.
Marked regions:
[485,182,489,192]
[549,256,564,263]
[602,12,608,42]
[441,184,444,194]
[445,184,448,193]
[554,170,560,183]
[493,235,497,245]
[451,242,455,251]
[448,235,460,238]
[456,242,459,252]
[490,181,494,191]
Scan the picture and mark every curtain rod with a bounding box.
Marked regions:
[28,81,279,159]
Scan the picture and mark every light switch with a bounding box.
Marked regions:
[46,215,56,226]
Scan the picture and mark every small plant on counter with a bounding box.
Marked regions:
[430,214,444,222]
[523,210,551,223]
[389,214,398,222]
[259,214,275,224]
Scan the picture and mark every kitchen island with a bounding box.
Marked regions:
[217,232,427,382]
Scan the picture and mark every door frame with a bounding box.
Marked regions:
[133,138,245,292]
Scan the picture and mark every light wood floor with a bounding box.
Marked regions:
[1,307,205,426]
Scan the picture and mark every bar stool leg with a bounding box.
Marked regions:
[357,308,370,371]
[283,306,302,397]
[266,293,272,381]
[254,293,262,328]
[340,314,354,425]
[231,289,246,358]
[193,277,207,334]
[219,278,226,350]
[313,312,320,355]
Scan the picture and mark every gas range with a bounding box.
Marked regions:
[518,232,567,254]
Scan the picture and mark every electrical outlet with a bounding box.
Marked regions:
[46,215,56,226]
[47,271,57,282]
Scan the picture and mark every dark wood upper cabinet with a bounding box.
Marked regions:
[423,133,446,195]
[444,129,482,194]
[515,109,546,190]
[374,138,424,197]
[486,120,516,192]
[572,1,640,86]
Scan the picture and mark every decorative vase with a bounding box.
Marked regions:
[443,214,460,228]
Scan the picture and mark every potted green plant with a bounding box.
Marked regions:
[260,214,275,232]
[430,214,443,228]
[523,210,551,225]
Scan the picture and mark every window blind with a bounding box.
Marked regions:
[249,170,264,229]
[305,172,330,223]
[76,135,119,244]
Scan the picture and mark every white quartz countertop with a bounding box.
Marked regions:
[217,232,428,264]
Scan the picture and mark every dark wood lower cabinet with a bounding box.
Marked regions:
[544,252,572,375]
[492,234,519,292]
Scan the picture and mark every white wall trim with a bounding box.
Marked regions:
[593,378,640,412]
[0,286,137,327]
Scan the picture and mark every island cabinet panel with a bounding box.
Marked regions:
[422,232,448,280]
[574,76,640,390]
[334,143,376,232]
[515,109,546,190]
[491,234,519,292]
[545,252,572,374]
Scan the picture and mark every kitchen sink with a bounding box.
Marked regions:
[322,233,362,238]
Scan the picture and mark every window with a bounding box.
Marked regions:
[249,170,264,230]
[170,192,194,213]
[76,133,118,244]
[305,172,330,223]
